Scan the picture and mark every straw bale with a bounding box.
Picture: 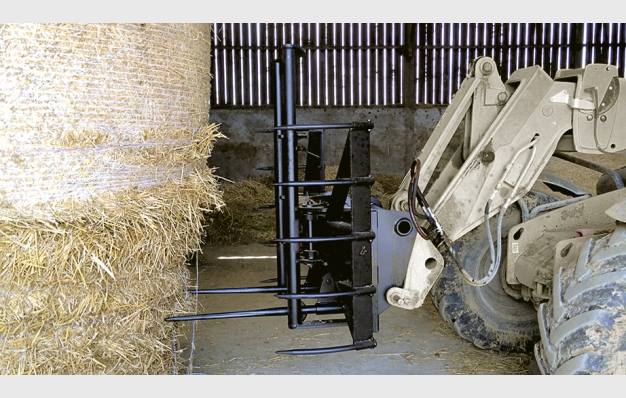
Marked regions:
[0,24,224,374]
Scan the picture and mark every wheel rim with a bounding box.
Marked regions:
[469,240,536,323]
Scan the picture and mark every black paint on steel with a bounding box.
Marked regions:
[275,338,377,355]
[191,286,318,295]
[283,44,302,329]
[347,127,376,342]
[270,45,377,350]
[169,42,379,355]
[165,304,344,322]
[274,177,374,187]
[272,59,287,288]
[276,285,376,299]
[266,122,374,131]
[301,205,317,269]
[271,231,376,244]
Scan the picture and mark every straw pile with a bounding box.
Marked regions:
[0,24,223,374]
[205,167,404,245]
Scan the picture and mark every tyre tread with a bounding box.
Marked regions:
[536,228,626,375]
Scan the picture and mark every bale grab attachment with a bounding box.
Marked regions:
[166,44,384,355]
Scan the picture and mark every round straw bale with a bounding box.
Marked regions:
[0,23,223,374]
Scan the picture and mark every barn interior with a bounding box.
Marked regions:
[2,21,626,378]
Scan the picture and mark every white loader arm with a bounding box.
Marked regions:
[387,57,626,310]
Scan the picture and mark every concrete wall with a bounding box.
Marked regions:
[208,106,446,181]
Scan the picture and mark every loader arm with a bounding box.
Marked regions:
[387,57,626,310]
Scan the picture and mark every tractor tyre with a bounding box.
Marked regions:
[430,191,557,354]
[534,226,626,374]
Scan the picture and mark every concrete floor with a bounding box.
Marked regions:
[177,243,535,375]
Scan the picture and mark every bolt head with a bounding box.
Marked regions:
[481,150,495,163]
[481,62,493,74]
[587,114,594,121]
[542,105,553,117]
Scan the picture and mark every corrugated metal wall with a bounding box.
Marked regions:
[211,23,626,108]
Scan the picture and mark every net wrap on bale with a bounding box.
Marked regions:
[0,23,223,374]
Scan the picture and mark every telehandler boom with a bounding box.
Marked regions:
[388,55,626,374]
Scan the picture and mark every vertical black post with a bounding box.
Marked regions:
[325,125,376,343]
[347,127,375,342]
[283,44,301,329]
[272,59,286,288]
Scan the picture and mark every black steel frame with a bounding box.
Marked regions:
[166,44,378,355]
